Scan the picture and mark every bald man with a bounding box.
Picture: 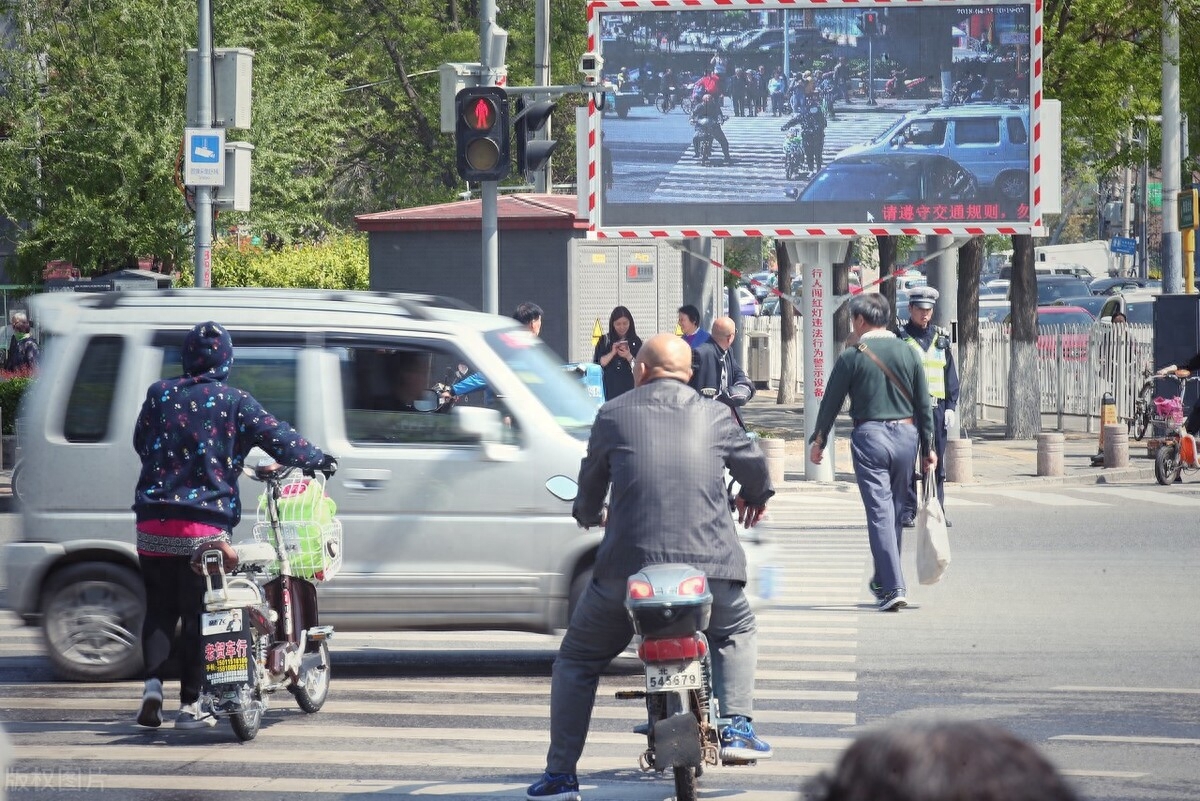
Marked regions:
[527,333,776,801]
[690,316,755,429]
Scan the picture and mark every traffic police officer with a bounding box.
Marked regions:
[899,286,960,527]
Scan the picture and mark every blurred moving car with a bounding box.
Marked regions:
[795,153,979,204]
[9,290,794,682]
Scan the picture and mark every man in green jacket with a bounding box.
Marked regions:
[808,294,936,611]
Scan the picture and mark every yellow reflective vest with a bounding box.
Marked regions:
[901,329,947,400]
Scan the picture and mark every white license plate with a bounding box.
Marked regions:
[644,661,703,691]
[201,609,243,636]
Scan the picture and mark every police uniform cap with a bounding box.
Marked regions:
[908,286,940,308]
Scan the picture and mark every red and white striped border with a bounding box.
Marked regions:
[586,0,1044,238]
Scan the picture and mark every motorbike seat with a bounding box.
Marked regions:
[233,541,278,568]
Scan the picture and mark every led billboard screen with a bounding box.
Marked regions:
[587,0,1041,238]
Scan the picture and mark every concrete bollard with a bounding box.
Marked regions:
[1102,424,1129,468]
[1036,432,1065,476]
[757,437,787,485]
[944,437,973,483]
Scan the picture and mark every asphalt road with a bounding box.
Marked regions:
[1,483,1198,800]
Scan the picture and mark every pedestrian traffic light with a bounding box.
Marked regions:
[860,12,879,37]
[514,97,559,176]
[455,86,510,182]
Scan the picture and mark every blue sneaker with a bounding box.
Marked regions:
[526,771,581,801]
[719,715,773,762]
[878,589,908,612]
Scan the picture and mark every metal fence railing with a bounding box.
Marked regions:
[971,321,1153,430]
[745,316,1155,432]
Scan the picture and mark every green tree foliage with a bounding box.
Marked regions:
[1043,0,1200,239]
[210,0,349,241]
[177,232,369,289]
[0,1,194,279]
[316,0,588,220]
[0,0,347,281]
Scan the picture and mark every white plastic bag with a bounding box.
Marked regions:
[916,469,951,585]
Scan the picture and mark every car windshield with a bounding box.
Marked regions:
[866,116,909,145]
[485,328,597,440]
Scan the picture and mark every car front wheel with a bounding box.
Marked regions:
[996,170,1029,201]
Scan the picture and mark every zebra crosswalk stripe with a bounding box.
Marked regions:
[652,113,899,203]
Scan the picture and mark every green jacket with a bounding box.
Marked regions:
[808,332,934,456]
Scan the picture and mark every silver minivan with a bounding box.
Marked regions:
[6,289,597,681]
[5,289,777,681]
[835,103,1030,201]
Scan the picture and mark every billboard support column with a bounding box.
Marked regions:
[927,235,957,331]
[681,238,714,329]
[789,240,837,482]
[928,234,959,441]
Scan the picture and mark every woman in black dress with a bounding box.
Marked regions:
[592,306,642,400]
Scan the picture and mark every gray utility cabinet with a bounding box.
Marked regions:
[566,239,724,363]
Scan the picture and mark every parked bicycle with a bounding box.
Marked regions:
[1128,368,1155,441]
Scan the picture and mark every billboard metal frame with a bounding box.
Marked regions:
[586,0,1044,239]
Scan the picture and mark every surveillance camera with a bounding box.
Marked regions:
[579,52,604,85]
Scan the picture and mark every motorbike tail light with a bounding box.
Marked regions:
[638,635,706,663]
[677,575,707,596]
[627,579,654,600]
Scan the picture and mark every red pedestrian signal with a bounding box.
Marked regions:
[861,12,879,37]
[455,87,510,182]
[464,96,497,132]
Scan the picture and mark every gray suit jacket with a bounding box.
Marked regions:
[573,378,774,583]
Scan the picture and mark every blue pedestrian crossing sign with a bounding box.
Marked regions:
[1109,235,1137,256]
[183,127,226,187]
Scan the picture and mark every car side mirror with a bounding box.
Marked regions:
[411,389,441,413]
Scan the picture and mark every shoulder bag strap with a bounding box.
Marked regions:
[857,342,914,406]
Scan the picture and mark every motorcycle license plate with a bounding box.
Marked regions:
[201,610,252,690]
[644,661,702,691]
[201,609,243,636]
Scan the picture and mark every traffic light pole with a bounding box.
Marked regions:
[480,0,503,314]
[194,0,214,287]
[482,182,499,315]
